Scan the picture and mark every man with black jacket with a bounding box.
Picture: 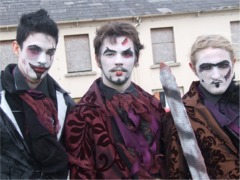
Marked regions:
[0,9,75,179]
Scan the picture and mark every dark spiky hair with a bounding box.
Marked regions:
[16,9,59,48]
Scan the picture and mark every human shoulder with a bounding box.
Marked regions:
[77,91,102,109]
[182,81,201,102]
[222,81,239,105]
[67,94,105,129]
[132,82,159,102]
[46,74,67,93]
[45,74,75,108]
[132,82,151,97]
[78,79,105,108]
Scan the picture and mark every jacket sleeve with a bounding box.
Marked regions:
[64,105,96,179]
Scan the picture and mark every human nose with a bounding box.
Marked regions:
[115,54,123,66]
[37,52,47,66]
[211,67,221,80]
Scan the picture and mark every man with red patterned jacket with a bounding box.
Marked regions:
[64,22,166,179]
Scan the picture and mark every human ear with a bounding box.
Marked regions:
[134,58,139,67]
[12,41,20,56]
[189,62,197,75]
[233,57,236,65]
[95,55,101,68]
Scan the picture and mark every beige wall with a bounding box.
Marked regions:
[0,10,239,99]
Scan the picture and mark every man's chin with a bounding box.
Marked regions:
[111,77,128,85]
[209,89,226,95]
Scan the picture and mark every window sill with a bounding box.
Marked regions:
[150,62,181,69]
[65,71,97,77]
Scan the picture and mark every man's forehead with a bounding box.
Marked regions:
[23,33,56,48]
[26,43,55,49]
[196,48,231,63]
[104,36,132,44]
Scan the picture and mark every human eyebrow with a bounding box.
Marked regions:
[199,63,213,71]
[215,60,230,68]
[28,45,42,54]
[199,60,230,71]
[103,47,116,55]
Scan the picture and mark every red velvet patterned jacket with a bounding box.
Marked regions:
[64,78,166,179]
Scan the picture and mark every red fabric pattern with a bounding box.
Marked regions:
[64,79,166,179]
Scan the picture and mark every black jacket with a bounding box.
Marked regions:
[0,64,75,179]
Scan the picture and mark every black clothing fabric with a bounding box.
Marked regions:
[0,64,75,179]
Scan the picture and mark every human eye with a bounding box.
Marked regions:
[122,49,133,58]
[105,51,115,57]
[28,45,41,55]
[217,61,230,69]
[103,48,116,57]
[199,64,212,71]
[46,49,56,56]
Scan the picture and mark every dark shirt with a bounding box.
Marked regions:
[99,79,138,100]
[197,83,239,150]
[198,84,239,131]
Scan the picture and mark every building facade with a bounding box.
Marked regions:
[0,0,239,106]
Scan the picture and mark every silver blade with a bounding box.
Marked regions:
[160,62,209,180]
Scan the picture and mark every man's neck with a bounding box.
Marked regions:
[198,83,222,105]
[26,79,42,89]
[99,78,137,100]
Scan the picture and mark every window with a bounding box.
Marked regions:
[230,21,240,60]
[0,40,17,70]
[153,91,168,109]
[64,34,92,73]
[151,27,176,64]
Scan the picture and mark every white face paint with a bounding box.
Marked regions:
[17,32,56,84]
[194,48,234,95]
[99,36,136,91]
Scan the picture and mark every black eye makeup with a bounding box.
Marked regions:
[122,48,133,58]
[46,48,56,56]
[199,64,212,71]
[28,45,41,55]
[217,61,230,69]
[103,47,116,56]
[27,45,56,60]
[199,60,230,72]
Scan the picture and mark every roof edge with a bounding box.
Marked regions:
[0,7,239,30]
